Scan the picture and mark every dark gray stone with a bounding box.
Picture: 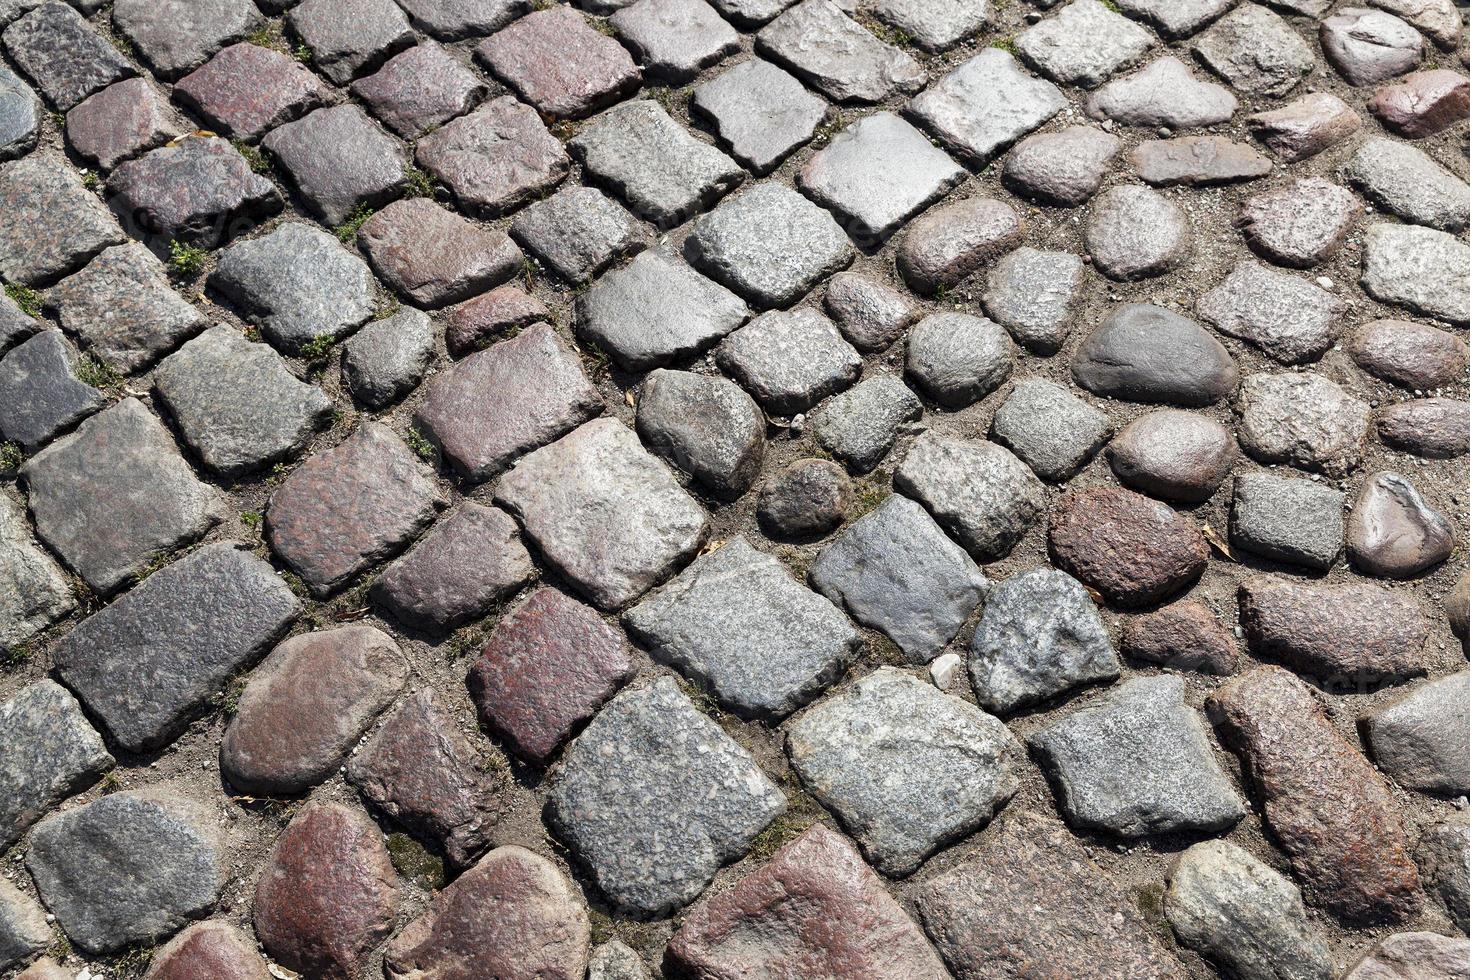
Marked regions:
[0,329,103,451]
[824,272,918,352]
[0,680,111,849]
[1364,671,1470,795]
[610,0,740,82]
[982,248,1082,355]
[1084,185,1190,280]
[0,492,75,650]
[1192,4,1315,96]
[414,96,570,218]
[1344,137,1470,233]
[261,104,406,226]
[1418,821,1470,934]
[2,2,134,110]
[111,0,259,80]
[691,59,827,174]
[810,374,923,473]
[1237,372,1370,476]
[341,307,434,409]
[0,291,33,356]
[894,432,1045,561]
[1073,304,1238,406]
[52,542,300,752]
[755,0,925,103]
[809,494,987,663]
[905,312,1013,409]
[287,0,414,84]
[0,151,125,285]
[1197,260,1345,364]
[107,136,283,249]
[0,65,39,161]
[510,185,648,286]
[1230,472,1344,570]
[1362,223,1470,325]
[546,677,784,917]
[395,0,526,38]
[1015,0,1155,88]
[1001,126,1121,208]
[1085,55,1238,129]
[907,48,1066,165]
[635,368,766,500]
[757,458,851,538]
[990,378,1111,482]
[716,308,861,416]
[65,76,184,172]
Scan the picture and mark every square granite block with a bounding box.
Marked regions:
[907,47,1068,165]
[1229,471,1345,570]
[509,185,648,285]
[0,494,76,650]
[610,0,740,83]
[357,196,522,307]
[716,308,861,415]
[415,96,570,217]
[262,104,407,226]
[1015,0,1155,89]
[476,6,641,118]
[173,42,329,141]
[756,0,926,102]
[0,64,40,162]
[0,151,125,285]
[691,59,828,174]
[0,329,104,450]
[869,0,989,51]
[287,0,415,83]
[351,42,487,139]
[111,0,260,80]
[107,136,282,249]
[3,2,134,110]
[65,77,184,170]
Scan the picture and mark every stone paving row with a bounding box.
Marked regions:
[6,0,1470,977]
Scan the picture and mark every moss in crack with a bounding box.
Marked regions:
[168,240,208,278]
[233,139,270,174]
[386,832,446,890]
[403,165,436,199]
[4,283,42,318]
[747,790,824,862]
[298,333,336,363]
[0,441,23,471]
[334,203,375,243]
[75,355,121,390]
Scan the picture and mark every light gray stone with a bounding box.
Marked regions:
[895,432,1045,561]
[509,185,647,287]
[1344,137,1470,232]
[1130,135,1271,187]
[1073,303,1238,406]
[261,104,407,227]
[590,941,652,980]
[1001,126,1121,207]
[1114,0,1234,37]
[1086,56,1238,128]
[869,0,988,50]
[1368,0,1460,48]
[0,493,74,650]
[990,377,1111,482]
[1322,7,1424,86]
[1345,932,1470,978]
[787,668,1021,876]
[1107,410,1236,503]
[1230,473,1345,570]
[635,368,766,500]
[810,374,923,473]
[716,308,861,416]
[1364,671,1470,795]
[341,307,434,409]
[691,59,827,175]
[1193,4,1316,96]
[0,680,111,850]
[1084,185,1190,280]
[0,875,48,972]
[905,312,1013,408]
[1240,177,1361,269]
[0,64,38,161]
[1361,222,1470,324]
[112,0,259,80]
[906,48,1067,165]
[982,248,1083,354]
[1237,372,1370,476]
[1015,0,1155,88]
[610,0,739,82]
[1197,260,1346,364]
[755,0,926,102]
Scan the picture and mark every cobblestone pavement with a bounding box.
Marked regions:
[6,0,1470,976]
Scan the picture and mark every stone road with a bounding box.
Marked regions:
[3,0,1470,977]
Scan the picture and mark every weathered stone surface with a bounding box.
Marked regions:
[635,368,765,499]
[154,325,332,476]
[1322,7,1424,87]
[0,494,74,650]
[1108,410,1233,503]
[351,42,486,139]
[691,59,827,175]
[1084,185,1189,280]
[0,680,111,849]
[1122,600,1237,674]
[210,223,376,354]
[1049,486,1208,608]
[905,311,1012,408]
[1114,0,1232,37]
[628,537,858,718]
[1192,4,1315,97]
[1033,675,1243,837]
[589,941,650,980]
[867,0,987,50]
[266,422,444,596]
[1073,304,1236,406]
[416,323,601,482]
[371,503,534,631]
[1016,0,1154,88]
[1378,398,1470,458]
[348,689,503,870]
[416,97,569,218]
[798,111,966,242]
[990,377,1111,483]
[1002,126,1120,207]
[788,668,1020,876]
[253,803,400,980]
[809,374,922,473]
[1345,137,1470,232]
[262,105,406,226]
[384,846,589,980]
[23,398,222,595]
[1370,68,1470,137]
[1362,223,1470,325]
[65,77,182,170]
[0,152,125,285]
[1166,840,1335,980]
[359,197,519,308]
[0,291,37,356]
[1364,671,1470,795]
[610,0,739,82]
[575,247,748,371]
[1230,472,1344,570]
[0,64,37,161]
[897,197,1021,296]
[547,677,784,916]
[510,185,646,286]
[14,957,69,980]
[717,308,860,415]
[108,136,282,249]
[895,433,1043,561]
[1247,92,1362,162]
[1237,372,1370,476]
[0,876,48,973]
[1419,821,1470,933]
[28,790,223,954]
[810,494,987,662]
[341,307,435,409]
[143,921,270,980]
[669,822,947,979]
[1210,666,1423,923]
[757,458,851,538]
[756,0,924,102]
[3,2,133,110]
[917,816,1185,980]
[981,248,1081,355]
[0,329,103,450]
[907,48,1066,166]
[1345,932,1470,978]
[52,542,298,752]
[446,280,555,354]
[1086,55,1238,128]
[478,6,640,118]
[395,0,526,39]
[468,586,634,763]
[969,567,1119,715]
[1348,471,1454,578]
[496,417,709,610]
[1130,135,1270,188]
[1199,260,1345,364]
[1240,177,1361,269]
[112,0,258,80]
[288,0,414,84]
[173,42,328,141]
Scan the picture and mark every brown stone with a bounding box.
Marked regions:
[1130,135,1273,186]
[174,42,328,140]
[1345,932,1470,978]
[916,815,1185,979]
[265,422,445,596]
[1369,68,1470,137]
[1378,398,1470,458]
[1246,92,1362,162]
[254,803,400,980]
[1239,575,1430,686]
[466,587,634,763]
[414,323,602,482]
[351,41,487,140]
[1209,666,1423,923]
[1239,176,1362,269]
[107,136,282,249]
[384,845,589,980]
[358,197,521,309]
[1447,570,1470,648]
[144,921,270,980]
[16,958,71,980]
[66,77,183,170]
[1348,472,1455,578]
[415,97,569,217]
[1047,486,1209,608]
[446,285,550,357]
[347,689,504,871]
[1106,410,1236,504]
[475,6,641,119]
[220,625,408,795]
[896,197,1023,296]
[668,823,950,980]
[1349,318,1470,389]
[1121,600,1237,674]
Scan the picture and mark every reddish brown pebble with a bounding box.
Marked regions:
[1238,575,1430,685]
[1345,931,1470,978]
[357,197,521,309]
[254,802,400,980]
[66,77,182,170]
[1047,485,1209,607]
[15,958,71,980]
[896,197,1024,296]
[669,823,950,980]
[1378,398,1470,458]
[1121,600,1237,674]
[383,845,589,980]
[1349,319,1470,389]
[173,43,328,140]
[445,284,550,357]
[1369,69,1470,137]
[144,921,269,980]
[467,587,634,763]
[1209,666,1423,924]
